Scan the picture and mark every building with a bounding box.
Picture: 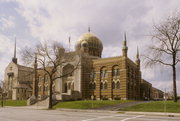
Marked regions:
[4,30,163,101]
[151,87,164,100]
[4,41,33,100]
[140,79,152,100]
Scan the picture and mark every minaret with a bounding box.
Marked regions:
[136,47,140,69]
[12,38,17,64]
[122,32,128,57]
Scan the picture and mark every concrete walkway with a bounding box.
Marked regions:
[94,101,150,111]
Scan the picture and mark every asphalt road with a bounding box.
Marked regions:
[0,107,180,121]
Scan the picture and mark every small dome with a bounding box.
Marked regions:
[75,32,103,57]
[81,41,88,48]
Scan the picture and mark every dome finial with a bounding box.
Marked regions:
[88,24,91,32]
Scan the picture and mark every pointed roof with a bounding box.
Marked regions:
[12,38,17,64]
[123,32,128,50]
[136,47,139,59]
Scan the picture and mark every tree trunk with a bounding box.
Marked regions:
[48,77,53,109]
[172,54,177,102]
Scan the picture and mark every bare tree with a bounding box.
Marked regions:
[22,41,79,109]
[0,81,5,107]
[144,13,180,102]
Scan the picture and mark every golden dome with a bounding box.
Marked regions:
[75,32,103,57]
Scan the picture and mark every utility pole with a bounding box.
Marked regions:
[164,88,167,113]
[33,53,38,98]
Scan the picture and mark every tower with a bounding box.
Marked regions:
[12,38,17,64]
[122,32,128,57]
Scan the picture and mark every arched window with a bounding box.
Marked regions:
[93,83,96,90]
[116,81,120,89]
[68,83,71,90]
[100,67,107,79]
[89,83,92,89]
[112,81,115,89]
[63,64,74,77]
[100,82,103,89]
[64,83,67,93]
[117,69,120,76]
[71,82,74,90]
[38,86,41,92]
[112,65,119,77]
[104,82,108,89]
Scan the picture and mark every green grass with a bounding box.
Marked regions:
[54,100,134,109]
[0,100,27,106]
[119,101,180,113]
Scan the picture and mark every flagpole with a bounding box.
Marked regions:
[69,36,71,52]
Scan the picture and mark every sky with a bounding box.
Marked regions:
[0,0,180,93]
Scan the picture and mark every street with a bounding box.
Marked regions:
[0,107,180,121]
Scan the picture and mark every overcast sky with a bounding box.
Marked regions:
[0,0,179,93]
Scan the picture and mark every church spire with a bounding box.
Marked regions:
[12,38,17,64]
[122,32,128,57]
[136,46,140,68]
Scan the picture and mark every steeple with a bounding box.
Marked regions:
[122,32,128,57]
[12,38,17,64]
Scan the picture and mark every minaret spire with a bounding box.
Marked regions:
[122,32,128,57]
[12,38,17,64]
[136,47,139,59]
[136,46,140,68]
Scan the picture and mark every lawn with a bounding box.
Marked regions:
[0,100,27,106]
[119,101,180,113]
[53,100,134,109]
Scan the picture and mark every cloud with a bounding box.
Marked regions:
[0,0,179,94]
[0,15,15,30]
[0,34,14,81]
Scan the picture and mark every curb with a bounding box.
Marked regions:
[123,111,180,117]
[56,108,180,117]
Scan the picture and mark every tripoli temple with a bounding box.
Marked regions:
[4,30,164,101]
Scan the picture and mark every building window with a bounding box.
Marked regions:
[117,69,120,76]
[38,86,41,92]
[93,83,96,90]
[100,67,107,79]
[89,83,92,89]
[112,66,120,77]
[10,67,12,70]
[64,83,67,93]
[68,83,71,90]
[116,81,120,89]
[112,81,115,89]
[100,82,103,89]
[104,82,108,89]
[44,74,49,82]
